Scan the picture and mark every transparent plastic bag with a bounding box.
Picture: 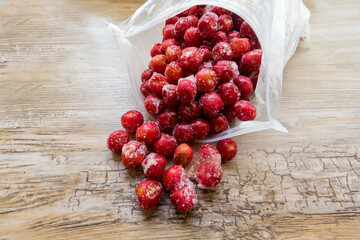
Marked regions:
[106,0,310,143]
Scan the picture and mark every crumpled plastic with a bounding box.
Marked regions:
[106,0,310,143]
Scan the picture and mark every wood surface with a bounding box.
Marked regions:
[1,0,360,239]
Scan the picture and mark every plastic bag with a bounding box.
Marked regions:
[106,0,310,143]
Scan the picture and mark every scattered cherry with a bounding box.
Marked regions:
[121,140,147,168]
[170,185,197,212]
[217,138,238,161]
[173,143,194,167]
[121,110,144,133]
[136,179,163,210]
[162,165,189,192]
[136,121,161,146]
[142,153,167,180]
[107,130,130,152]
[196,161,223,189]
[153,133,178,157]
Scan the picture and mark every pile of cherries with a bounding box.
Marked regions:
[107,5,262,212]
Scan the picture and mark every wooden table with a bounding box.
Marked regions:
[1,0,359,239]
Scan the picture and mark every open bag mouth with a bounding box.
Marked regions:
[107,0,310,143]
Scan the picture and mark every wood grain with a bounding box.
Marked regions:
[1,0,360,239]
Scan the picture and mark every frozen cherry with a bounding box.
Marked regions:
[198,60,215,71]
[163,24,176,40]
[184,27,202,47]
[212,42,233,61]
[180,47,202,70]
[199,45,212,62]
[135,179,163,210]
[162,84,179,107]
[107,130,130,152]
[218,14,233,32]
[121,110,144,133]
[166,45,182,63]
[199,92,224,117]
[174,17,191,38]
[199,144,221,163]
[230,37,251,59]
[241,49,262,74]
[186,144,220,179]
[149,73,168,97]
[173,122,194,143]
[142,153,167,180]
[191,118,210,139]
[121,140,147,168]
[161,38,178,53]
[177,102,201,122]
[207,6,231,16]
[194,5,205,18]
[176,78,197,103]
[149,54,167,75]
[234,100,256,121]
[151,43,162,57]
[180,6,198,16]
[173,143,194,167]
[157,108,179,132]
[214,60,239,83]
[166,16,179,25]
[165,62,183,84]
[227,31,241,41]
[141,69,153,82]
[196,161,223,189]
[240,21,257,43]
[136,121,161,145]
[233,75,253,97]
[217,138,238,162]
[140,80,152,97]
[222,105,237,124]
[209,113,229,134]
[195,68,217,93]
[197,12,218,39]
[211,31,228,47]
[187,15,199,27]
[144,95,165,115]
[170,185,197,212]
[162,165,189,192]
[153,133,177,157]
[218,82,240,105]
